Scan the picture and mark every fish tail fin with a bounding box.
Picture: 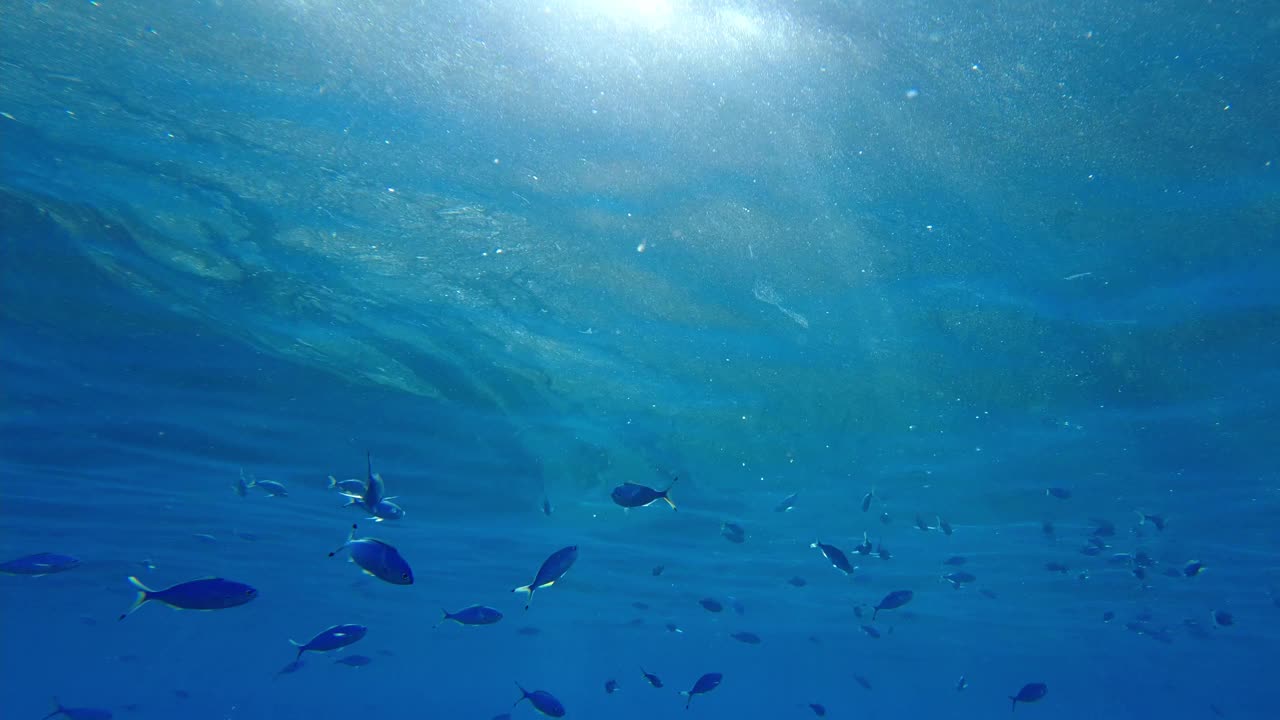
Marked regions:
[437,609,451,628]
[328,524,357,557]
[513,682,530,707]
[327,476,337,489]
[289,640,305,661]
[681,691,692,709]
[41,697,63,720]
[662,491,677,511]
[872,608,880,620]
[119,576,152,620]
[512,584,534,610]
[1010,696,1018,712]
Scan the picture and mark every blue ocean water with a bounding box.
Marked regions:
[2,1,1278,718]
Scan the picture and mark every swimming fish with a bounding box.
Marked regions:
[542,497,553,516]
[936,516,954,536]
[774,492,799,512]
[334,654,372,667]
[513,683,565,717]
[914,514,932,532]
[368,499,405,522]
[1045,487,1072,500]
[811,542,854,575]
[234,469,252,498]
[788,576,807,587]
[611,478,677,510]
[876,542,892,561]
[641,668,663,687]
[344,451,386,514]
[943,555,968,566]
[604,679,619,694]
[1137,512,1166,531]
[1009,682,1047,711]
[328,524,414,585]
[41,699,112,720]
[119,576,258,620]
[441,605,503,626]
[861,490,874,512]
[1183,560,1206,577]
[1042,521,1056,538]
[274,659,306,677]
[721,522,746,543]
[853,674,872,690]
[1045,562,1069,574]
[513,545,578,609]
[956,675,968,691]
[681,672,723,709]
[872,590,912,619]
[699,597,723,613]
[652,565,665,576]
[290,624,367,660]
[809,702,827,715]
[0,552,81,576]
[328,476,366,495]
[855,533,873,556]
[730,631,761,644]
[942,571,977,589]
[879,511,891,524]
[1211,610,1233,627]
[1102,611,1115,622]
[252,479,288,497]
[859,624,881,639]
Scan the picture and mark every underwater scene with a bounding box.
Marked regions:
[1,1,1278,719]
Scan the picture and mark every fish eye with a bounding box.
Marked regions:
[401,572,410,579]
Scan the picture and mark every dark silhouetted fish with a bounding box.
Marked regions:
[41,699,112,720]
[1102,611,1115,622]
[774,492,799,512]
[441,605,503,626]
[1183,560,1205,577]
[290,624,367,660]
[860,624,880,638]
[329,524,413,585]
[811,542,854,575]
[513,546,578,609]
[611,478,678,510]
[328,476,365,495]
[641,668,663,688]
[1009,682,1047,711]
[542,497,553,516]
[604,679,619,694]
[1211,610,1233,627]
[120,576,257,620]
[721,522,746,543]
[872,590,912,619]
[942,571,976,589]
[915,514,932,532]
[665,623,683,633]
[513,683,565,717]
[854,675,872,690]
[730,631,761,644]
[652,565,665,576]
[681,672,723,709]
[252,479,288,497]
[699,598,723,613]
[788,576,807,587]
[861,490,874,512]
[1042,521,1055,538]
[274,659,306,677]
[1044,562,1069,574]
[943,555,967,566]
[1090,518,1115,537]
[0,552,80,576]
[879,511,891,525]
[1138,512,1166,531]
[937,516,953,536]
[632,601,649,610]
[877,542,892,561]
[810,703,827,716]
[516,626,542,636]
[334,654,372,667]
[855,533,873,556]
[1045,487,1071,500]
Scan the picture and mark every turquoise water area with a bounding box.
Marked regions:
[2,2,1277,719]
